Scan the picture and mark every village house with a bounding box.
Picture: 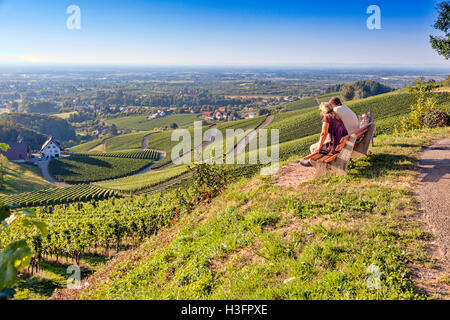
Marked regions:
[246,112,258,119]
[202,111,214,121]
[0,142,32,162]
[40,136,62,159]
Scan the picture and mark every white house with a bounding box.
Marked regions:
[40,136,62,159]
[246,112,258,119]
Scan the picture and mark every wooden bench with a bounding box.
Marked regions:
[303,118,376,178]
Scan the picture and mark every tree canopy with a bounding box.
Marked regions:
[430,1,450,59]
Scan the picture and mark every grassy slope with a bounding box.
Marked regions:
[0,160,53,196]
[77,127,450,300]
[106,113,200,131]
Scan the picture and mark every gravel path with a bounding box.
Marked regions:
[417,138,450,263]
[415,137,450,298]
[36,159,70,188]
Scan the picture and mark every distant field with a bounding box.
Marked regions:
[94,165,189,193]
[48,155,153,183]
[284,92,341,112]
[106,113,200,131]
[54,111,77,119]
[0,160,53,197]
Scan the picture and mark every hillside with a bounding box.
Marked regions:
[0,160,53,196]
[0,120,47,150]
[53,127,450,300]
[6,86,450,300]
[0,113,76,143]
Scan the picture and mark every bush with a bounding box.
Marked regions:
[423,110,449,128]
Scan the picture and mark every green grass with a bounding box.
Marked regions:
[0,160,53,196]
[48,155,153,183]
[79,127,450,300]
[106,113,200,131]
[94,165,189,193]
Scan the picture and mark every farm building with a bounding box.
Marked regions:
[40,136,62,159]
[0,142,32,162]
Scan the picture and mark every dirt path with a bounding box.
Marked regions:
[415,137,450,298]
[275,161,316,187]
[228,115,274,157]
[36,159,70,188]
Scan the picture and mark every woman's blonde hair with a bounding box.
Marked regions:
[319,102,336,118]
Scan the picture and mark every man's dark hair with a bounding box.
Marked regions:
[329,97,342,106]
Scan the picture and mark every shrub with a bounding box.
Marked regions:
[423,109,449,128]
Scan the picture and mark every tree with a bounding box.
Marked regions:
[0,144,9,189]
[170,123,179,129]
[430,1,450,59]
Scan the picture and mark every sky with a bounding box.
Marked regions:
[0,0,448,67]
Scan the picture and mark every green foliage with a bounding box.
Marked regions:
[0,113,76,144]
[0,189,192,271]
[430,1,450,59]
[75,149,160,160]
[340,80,393,101]
[0,184,119,208]
[49,155,152,183]
[397,77,439,132]
[0,204,47,298]
[18,101,59,114]
[0,121,47,150]
[188,156,230,202]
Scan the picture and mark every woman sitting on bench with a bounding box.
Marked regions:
[300,102,348,167]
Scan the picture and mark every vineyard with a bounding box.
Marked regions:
[0,184,119,208]
[75,149,160,160]
[104,131,154,152]
[48,155,153,183]
[0,190,190,266]
[94,165,189,193]
[106,113,200,131]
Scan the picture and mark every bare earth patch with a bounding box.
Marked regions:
[275,161,316,187]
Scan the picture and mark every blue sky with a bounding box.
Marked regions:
[0,0,448,67]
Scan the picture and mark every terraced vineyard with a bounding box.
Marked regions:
[75,149,160,160]
[0,184,118,207]
[95,165,189,193]
[0,190,188,265]
[49,155,153,183]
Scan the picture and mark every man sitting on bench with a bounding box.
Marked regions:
[300,102,348,167]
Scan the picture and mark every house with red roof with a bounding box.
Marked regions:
[0,142,32,162]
